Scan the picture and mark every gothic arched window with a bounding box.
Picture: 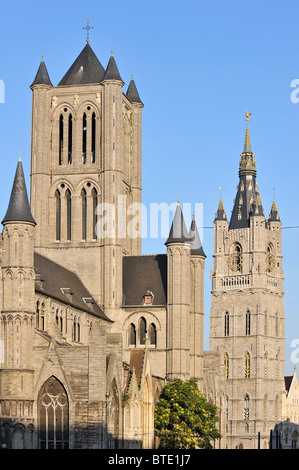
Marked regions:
[66,189,71,241]
[266,243,275,273]
[68,114,72,164]
[228,243,243,272]
[59,114,63,165]
[91,112,96,163]
[92,188,98,240]
[129,324,136,346]
[81,188,87,240]
[139,317,146,345]
[55,189,61,241]
[82,113,87,164]
[149,323,157,347]
[38,376,69,449]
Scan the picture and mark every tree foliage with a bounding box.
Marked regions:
[154,378,220,449]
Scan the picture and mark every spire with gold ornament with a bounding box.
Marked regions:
[229,112,264,229]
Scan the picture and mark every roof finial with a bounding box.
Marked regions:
[177,196,180,206]
[18,151,21,162]
[83,18,93,43]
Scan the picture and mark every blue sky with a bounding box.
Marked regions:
[0,0,298,374]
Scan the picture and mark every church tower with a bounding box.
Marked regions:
[0,158,36,426]
[29,36,143,316]
[209,114,285,449]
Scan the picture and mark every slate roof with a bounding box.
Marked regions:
[58,43,105,86]
[285,375,293,393]
[189,218,206,257]
[2,160,36,226]
[102,54,123,82]
[126,77,143,104]
[122,255,167,306]
[31,59,53,87]
[165,203,190,245]
[34,252,112,322]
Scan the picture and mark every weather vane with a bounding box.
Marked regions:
[83,18,93,43]
[245,111,252,122]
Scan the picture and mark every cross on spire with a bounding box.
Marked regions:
[83,18,93,43]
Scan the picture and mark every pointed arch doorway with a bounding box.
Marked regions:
[38,376,69,449]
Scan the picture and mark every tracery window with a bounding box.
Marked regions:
[129,323,136,346]
[59,114,63,165]
[266,243,274,273]
[81,188,87,240]
[228,243,243,272]
[66,189,72,241]
[38,376,69,449]
[92,188,98,240]
[82,113,87,164]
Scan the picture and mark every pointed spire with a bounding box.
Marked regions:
[102,52,123,83]
[239,112,256,177]
[268,189,280,222]
[126,74,143,105]
[215,187,227,221]
[189,216,206,257]
[165,202,189,245]
[30,57,52,87]
[2,159,36,225]
[58,43,105,86]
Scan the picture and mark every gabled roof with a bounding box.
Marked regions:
[122,255,167,306]
[58,43,105,86]
[31,59,53,87]
[2,159,36,226]
[34,252,112,322]
[126,76,143,104]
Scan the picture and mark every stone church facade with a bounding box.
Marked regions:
[0,38,290,450]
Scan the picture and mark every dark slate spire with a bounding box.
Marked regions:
[165,201,189,245]
[58,43,105,86]
[126,74,143,104]
[31,57,52,87]
[229,113,264,229]
[2,158,36,225]
[189,216,206,257]
[102,51,123,82]
[268,191,280,222]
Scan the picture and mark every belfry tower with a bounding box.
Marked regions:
[29,36,143,314]
[209,113,285,449]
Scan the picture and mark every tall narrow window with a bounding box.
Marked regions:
[59,114,63,165]
[244,394,250,420]
[245,352,250,378]
[224,353,229,378]
[82,113,87,164]
[149,323,157,346]
[246,310,251,335]
[66,189,71,241]
[55,190,61,241]
[91,112,96,163]
[81,188,87,240]
[92,188,98,240]
[41,303,45,330]
[68,114,72,164]
[224,311,229,337]
[36,301,40,329]
[129,324,136,346]
[139,317,146,345]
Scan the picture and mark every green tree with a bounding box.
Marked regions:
[154,378,220,449]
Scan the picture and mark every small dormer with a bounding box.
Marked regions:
[143,291,154,306]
